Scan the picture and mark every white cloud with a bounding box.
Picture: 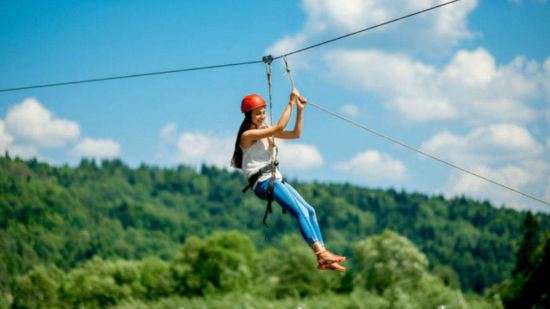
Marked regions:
[0,98,84,159]
[267,0,478,58]
[340,104,360,117]
[0,121,36,158]
[336,150,407,181]
[508,0,547,4]
[444,162,550,212]
[270,33,307,54]
[157,122,179,161]
[442,48,498,87]
[448,166,529,198]
[421,124,550,212]
[157,123,323,170]
[445,165,527,206]
[5,144,38,159]
[276,140,323,169]
[4,98,80,147]
[0,120,14,153]
[71,138,121,159]
[175,131,234,169]
[421,124,543,165]
[160,122,178,141]
[174,133,323,170]
[324,48,544,123]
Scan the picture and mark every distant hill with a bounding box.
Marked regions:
[1,155,549,293]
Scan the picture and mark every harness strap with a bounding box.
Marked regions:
[242,164,273,193]
[241,162,286,229]
[263,175,275,228]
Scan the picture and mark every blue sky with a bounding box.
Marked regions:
[1,0,549,212]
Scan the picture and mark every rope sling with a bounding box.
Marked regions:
[262,55,285,229]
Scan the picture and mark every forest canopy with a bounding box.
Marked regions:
[1,155,549,308]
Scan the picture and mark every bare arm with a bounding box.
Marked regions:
[241,89,301,143]
[241,102,294,141]
[275,96,306,139]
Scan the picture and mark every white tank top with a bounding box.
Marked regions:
[241,139,283,185]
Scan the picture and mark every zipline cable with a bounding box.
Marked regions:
[281,57,550,208]
[0,0,461,93]
[274,0,462,60]
[0,60,263,93]
[306,100,550,207]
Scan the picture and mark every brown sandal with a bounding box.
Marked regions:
[317,262,346,272]
[316,250,346,264]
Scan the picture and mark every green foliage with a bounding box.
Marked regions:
[140,257,174,299]
[432,265,461,289]
[59,258,146,308]
[111,290,389,309]
[12,265,63,309]
[353,231,477,309]
[513,212,540,276]
[1,154,549,301]
[497,226,550,309]
[271,236,329,298]
[355,230,428,293]
[172,231,258,296]
[8,230,499,308]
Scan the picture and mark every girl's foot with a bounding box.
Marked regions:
[317,262,345,272]
[316,250,346,264]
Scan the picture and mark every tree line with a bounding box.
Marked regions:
[1,154,549,307]
[9,230,506,309]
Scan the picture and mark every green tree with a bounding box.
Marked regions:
[354,231,472,309]
[172,231,257,296]
[59,258,145,309]
[513,212,540,275]
[514,232,550,308]
[355,230,429,293]
[12,265,63,309]
[500,212,541,308]
[270,235,333,298]
[1,155,549,298]
[140,256,174,300]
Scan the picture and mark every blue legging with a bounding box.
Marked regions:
[254,179,324,246]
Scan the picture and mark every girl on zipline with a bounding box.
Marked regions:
[232,88,346,272]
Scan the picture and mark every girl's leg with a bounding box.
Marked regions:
[281,183,345,268]
[283,183,325,247]
[269,180,321,246]
[256,179,345,271]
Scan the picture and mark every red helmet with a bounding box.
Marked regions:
[241,94,266,113]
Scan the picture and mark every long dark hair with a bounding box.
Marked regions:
[232,111,253,168]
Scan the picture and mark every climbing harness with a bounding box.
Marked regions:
[240,55,286,231]
[241,164,275,193]
[241,56,297,230]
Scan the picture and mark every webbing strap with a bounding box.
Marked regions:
[263,179,275,228]
[263,55,278,230]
